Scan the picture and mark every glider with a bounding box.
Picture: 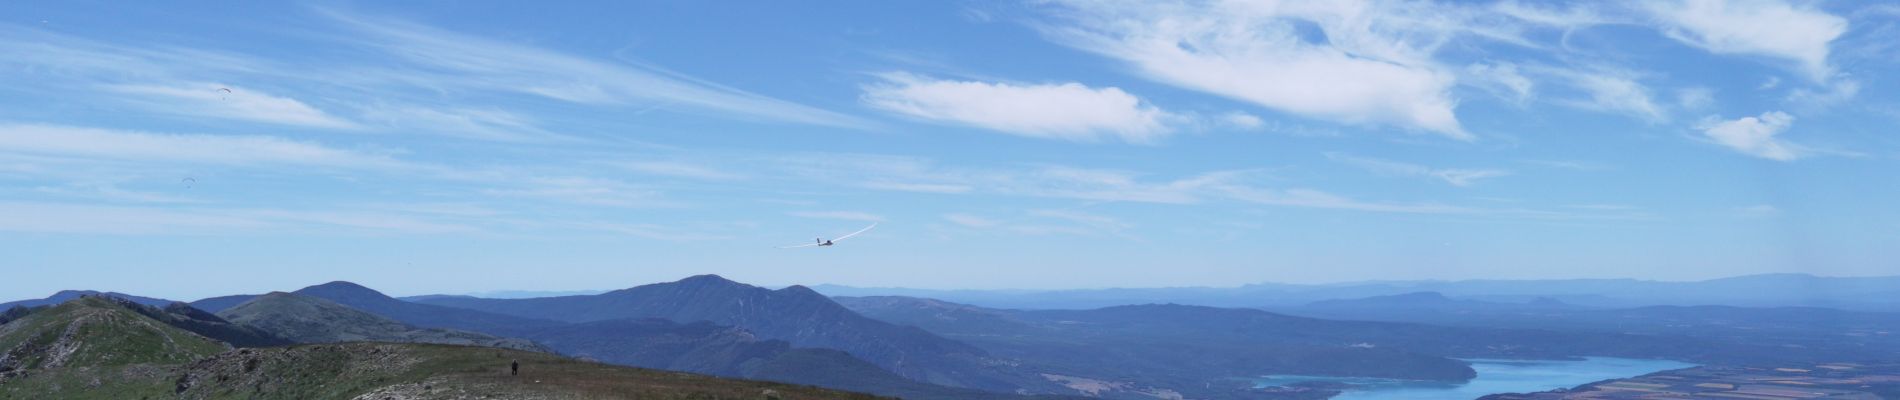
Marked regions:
[780,222,876,248]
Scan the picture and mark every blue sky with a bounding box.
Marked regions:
[3,1,1898,300]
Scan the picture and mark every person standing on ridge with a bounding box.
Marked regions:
[511,359,519,376]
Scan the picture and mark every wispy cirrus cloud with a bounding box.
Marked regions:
[789,211,886,222]
[0,201,474,235]
[355,105,565,142]
[1532,65,1668,122]
[319,9,872,130]
[0,124,403,169]
[772,153,1605,218]
[943,210,1132,238]
[100,83,358,129]
[861,72,1179,143]
[609,161,746,181]
[943,213,1002,228]
[1326,153,1510,187]
[479,176,673,208]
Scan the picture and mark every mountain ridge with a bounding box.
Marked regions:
[413,274,1062,393]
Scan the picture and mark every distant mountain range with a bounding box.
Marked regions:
[1273,292,1900,358]
[813,273,1900,310]
[0,289,176,310]
[195,276,1062,399]
[10,272,1894,400]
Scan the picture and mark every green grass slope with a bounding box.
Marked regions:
[171,343,889,400]
[4,343,889,400]
[0,296,226,372]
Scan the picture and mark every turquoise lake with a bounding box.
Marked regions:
[1255,357,1697,399]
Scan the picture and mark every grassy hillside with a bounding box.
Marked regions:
[1,297,890,399]
[3,343,891,400]
[0,296,226,371]
[174,343,886,400]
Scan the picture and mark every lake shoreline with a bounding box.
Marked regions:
[1255,357,1698,400]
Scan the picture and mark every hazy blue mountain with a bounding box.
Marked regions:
[0,290,176,310]
[217,292,547,352]
[1300,291,1582,315]
[470,289,611,298]
[816,273,1900,311]
[837,295,1879,399]
[414,274,1064,394]
[291,281,568,335]
[1278,296,1900,357]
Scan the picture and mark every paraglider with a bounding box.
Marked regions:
[217,87,231,100]
[181,177,196,188]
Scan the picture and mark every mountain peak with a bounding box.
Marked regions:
[293,281,392,302]
[776,284,821,296]
[675,274,743,288]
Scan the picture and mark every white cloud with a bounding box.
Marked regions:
[1326,153,1510,187]
[789,211,886,222]
[861,73,1178,143]
[0,124,402,168]
[102,83,357,129]
[1039,1,1472,139]
[1644,0,1848,82]
[1698,111,1803,161]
